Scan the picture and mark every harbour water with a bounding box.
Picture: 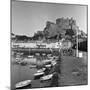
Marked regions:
[11,54,52,90]
[11,57,37,89]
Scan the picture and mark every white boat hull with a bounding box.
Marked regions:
[15,80,32,89]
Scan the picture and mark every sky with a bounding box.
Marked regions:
[12,0,87,36]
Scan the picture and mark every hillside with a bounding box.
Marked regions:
[12,17,87,42]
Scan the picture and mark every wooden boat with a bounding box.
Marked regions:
[48,56,58,60]
[27,55,34,58]
[43,60,52,65]
[37,68,46,73]
[45,64,52,68]
[15,80,32,89]
[34,72,44,80]
[51,61,56,66]
[29,65,36,69]
[40,74,53,81]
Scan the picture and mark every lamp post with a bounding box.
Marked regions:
[76,28,79,57]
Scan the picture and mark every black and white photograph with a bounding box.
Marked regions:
[11,0,88,90]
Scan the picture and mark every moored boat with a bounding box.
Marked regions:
[34,72,44,80]
[40,74,53,81]
[15,80,32,89]
[51,61,57,66]
[37,68,46,73]
[27,55,34,58]
[45,64,52,68]
[29,65,36,69]
[43,59,52,65]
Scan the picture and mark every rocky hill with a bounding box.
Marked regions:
[37,17,86,41]
[12,17,87,42]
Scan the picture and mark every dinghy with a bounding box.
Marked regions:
[40,74,53,81]
[37,68,46,73]
[43,60,52,65]
[34,72,44,80]
[27,55,34,58]
[29,65,36,69]
[15,80,32,89]
[45,64,52,68]
[51,61,56,66]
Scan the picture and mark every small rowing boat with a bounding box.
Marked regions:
[27,55,34,58]
[45,64,52,68]
[29,65,36,69]
[51,61,57,66]
[37,68,46,73]
[34,72,44,80]
[40,74,53,81]
[15,80,32,89]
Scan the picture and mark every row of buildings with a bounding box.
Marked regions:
[12,39,72,49]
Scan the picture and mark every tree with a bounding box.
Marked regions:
[65,29,75,37]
